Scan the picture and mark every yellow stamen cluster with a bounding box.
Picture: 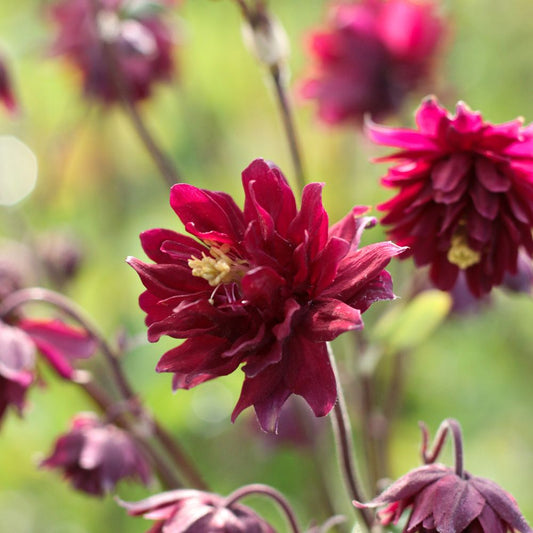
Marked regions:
[447,233,481,269]
[188,245,246,287]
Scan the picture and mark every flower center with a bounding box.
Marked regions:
[188,244,247,287]
[447,233,481,269]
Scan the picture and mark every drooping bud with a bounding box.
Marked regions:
[241,6,289,68]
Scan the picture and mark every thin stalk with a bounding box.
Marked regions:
[269,64,306,192]
[232,0,307,192]
[420,419,464,478]
[327,345,373,532]
[224,483,301,533]
[0,287,207,490]
[152,420,209,490]
[90,0,180,188]
[82,380,182,489]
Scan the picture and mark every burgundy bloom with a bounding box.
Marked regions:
[298,0,445,124]
[0,321,36,424]
[50,0,176,103]
[128,158,404,431]
[41,412,152,496]
[369,97,533,297]
[120,489,275,532]
[356,419,532,533]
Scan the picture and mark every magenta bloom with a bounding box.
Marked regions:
[0,321,35,424]
[0,317,95,425]
[50,0,175,103]
[120,489,275,532]
[299,0,445,124]
[17,318,95,381]
[356,419,532,533]
[128,158,403,431]
[369,97,533,297]
[41,412,151,496]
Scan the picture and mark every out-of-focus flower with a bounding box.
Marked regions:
[0,56,17,113]
[369,97,533,297]
[0,240,38,302]
[17,318,95,381]
[41,412,152,496]
[0,315,96,426]
[49,0,176,104]
[36,230,84,289]
[128,158,404,432]
[0,321,36,424]
[119,488,275,532]
[502,249,533,294]
[298,0,445,124]
[356,420,533,533]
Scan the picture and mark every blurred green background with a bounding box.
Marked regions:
[1,0,533,531]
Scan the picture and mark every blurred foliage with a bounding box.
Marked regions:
[1,0,533,531]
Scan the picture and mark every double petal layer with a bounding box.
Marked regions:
[120,489,275,532]
[299,0,445,124]
[356,464,533,533]
[128,158,404,431]
[369,97,533,297]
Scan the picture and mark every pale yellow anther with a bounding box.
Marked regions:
[447,233,481,269]
[188,245,247,287]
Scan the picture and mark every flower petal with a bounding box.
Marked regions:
[170,184,245,245]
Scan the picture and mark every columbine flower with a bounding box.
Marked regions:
[17,318,95,381]
[49,0,175,103]
[0,321,36,424]
[41,412,151,496]
[355,419,533,533]
[128,158,403,432]
[119,489,275,532]
[369,97,533,297]
[298,0,445,124]
[0,315,95,425]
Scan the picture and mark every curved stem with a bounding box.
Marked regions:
[89,0,180,188]
[327,344,373,532]
[0,287,208,489]
[420,418,464,478]
[269,64,306,193]
[232,0,306,193]
[82,381,182,489]
[224,483,301,533]
[0,287,133,400]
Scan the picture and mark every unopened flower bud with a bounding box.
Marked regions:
[241,9,289,67]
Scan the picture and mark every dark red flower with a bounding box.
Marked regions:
[120,489,275,532]
[50,0,176,103]
[357,463,533,533]
[0,321,35,424]
[41,412,152,496]
[298,0,445,124]
[369,97,533,297]
[356,420,532,533]
[128,158,404,431]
